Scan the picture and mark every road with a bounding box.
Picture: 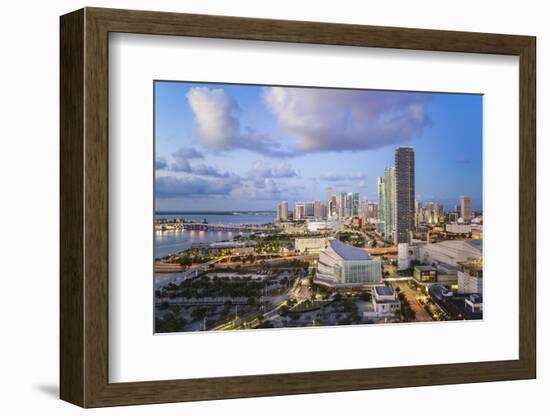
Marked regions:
[211,273,310,330]
[395,283,433,322]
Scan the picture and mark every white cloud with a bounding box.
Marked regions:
[250,160,298,179]
[186,87,290,156]
[318,171,366,182]
[187,87,240,149]
[262,87,430,153]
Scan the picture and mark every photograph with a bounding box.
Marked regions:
[153,81,483,333]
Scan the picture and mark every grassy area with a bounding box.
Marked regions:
[289,299,332,313]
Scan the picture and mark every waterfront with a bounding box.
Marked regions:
[154,212,275,258]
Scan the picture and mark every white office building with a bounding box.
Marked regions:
[397,243,410,271]
[457,259,483,294]
[371,286,400,315]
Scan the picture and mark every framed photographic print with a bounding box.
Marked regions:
[60,7,536,408]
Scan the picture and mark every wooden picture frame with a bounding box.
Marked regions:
[60,7,536,408]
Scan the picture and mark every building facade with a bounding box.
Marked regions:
[294,237,328,253]
[315,239,382,288]
[397,243,410,271]
[276,201,288,222]
[457,259,483,294]
[313,200,322,219]
[377,167,396,241]
[460,196,472,222]
[395,147,415,244]
[294,202,305,220]
[372,286,400,315]
[413,265,438,283]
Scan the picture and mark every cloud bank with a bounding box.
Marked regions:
[262,87,430,153]
[170,146,228,177]
[156,175,241,198]
[187,87,289,156]
[250,160,298,180]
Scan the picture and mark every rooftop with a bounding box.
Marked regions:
[458,258,483,276]
[328,239,372,261]
[415,265,437,272]
[375,286,394,296]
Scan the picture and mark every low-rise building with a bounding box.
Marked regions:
[371,286,400,315]
[416,239,482,286]
[208,241,256,255]
[413,265,437,284]
[434,263,460,286]
[315,239,382,289]
[465,294,483,313]
[457,259,483,294]
[306,220,341,232]
[471,225,483,240]
[416,239,482,266]
[294,237,328,253]
[445,224,472,234]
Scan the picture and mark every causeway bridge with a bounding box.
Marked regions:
[156,222,270,232]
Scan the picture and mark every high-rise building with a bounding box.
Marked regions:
[435,203,445,224]
[377,176,385,235]
[326,187,333,218]
[313,200,322,219]
[367,202,378,220]
[337,193,346,219]
[276,201,288,222]
[395,147,415,244]
[352,192,360,217]
[359,197,369,222]
[294,202,305,220]
[304,201,315,217]
[377,167,396,241]
[321,204,328,219]
[343,193,353,218]
[460,196,472,222]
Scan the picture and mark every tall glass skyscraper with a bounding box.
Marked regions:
[395,147,415,244]
[377,167,395,241]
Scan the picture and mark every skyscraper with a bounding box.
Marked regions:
[294,202,305,220]
[359,196,369,222]
[337,193,346,219]
[344,193,353,218]
[377,167,396,241]
[460,196,472,222]
[377,176,385,235]
[304,201,315,217]
[276,201,288,222]
[395,147,415,244]
[368,202,378,220]
[326,187,333,218]
[435,203,445,223]
[313,200,322,219]
[352,192,360,217]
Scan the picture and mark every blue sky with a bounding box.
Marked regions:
[154,81,482,212]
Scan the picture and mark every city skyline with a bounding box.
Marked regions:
[155,81,483,211]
